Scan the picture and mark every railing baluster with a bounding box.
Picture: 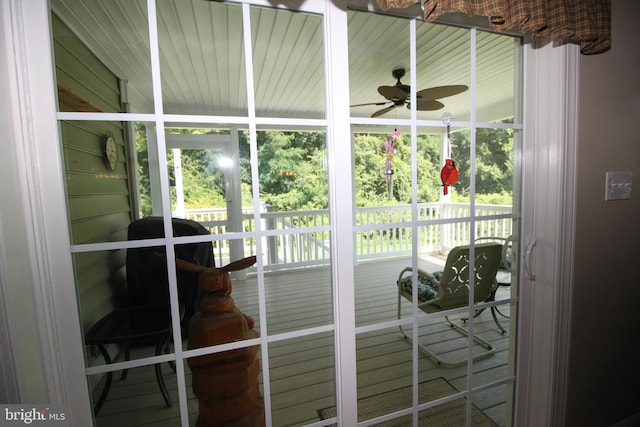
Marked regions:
[176,203,512,270]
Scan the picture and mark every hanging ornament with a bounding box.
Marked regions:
[440,113,458,196]
[440,159,458,196]
[383,129,400,199]
[384,128,400,179]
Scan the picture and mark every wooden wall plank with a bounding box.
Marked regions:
[71,212,131,245]
[67,195,131,221]
[52,14,121,112]
[53,11,134,339]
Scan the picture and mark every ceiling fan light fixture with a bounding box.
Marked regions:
[442,112,453,126]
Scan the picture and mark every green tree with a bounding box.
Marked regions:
[177,149,227,208]
[134,124,514,214]
[256,131,328,211]
[416,134,442,202]
[353,132,442,205]
[354,134,389,206]
[450,121,513,200]
[135,123,152,216]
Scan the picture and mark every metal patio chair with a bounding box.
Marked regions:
[396,243,502,367]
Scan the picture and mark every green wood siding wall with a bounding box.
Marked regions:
[53,13,132,335]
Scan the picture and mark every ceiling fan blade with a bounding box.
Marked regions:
[371,105,397,118]
[350,101,390,108]
[378,86,408,101]
[416,85,468,101]
[412,100,445,111]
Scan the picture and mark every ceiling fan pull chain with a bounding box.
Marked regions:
[447,124,451,158]
[442,112,452,158]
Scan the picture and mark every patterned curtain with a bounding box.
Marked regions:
[377,0,611,54]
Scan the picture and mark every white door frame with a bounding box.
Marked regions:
[0,0,92,424]
[516,38,578,426]
[0,0,576,425]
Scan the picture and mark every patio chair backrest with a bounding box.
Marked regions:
[433,243,502,310]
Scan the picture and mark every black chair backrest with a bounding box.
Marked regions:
[126,217,215,334]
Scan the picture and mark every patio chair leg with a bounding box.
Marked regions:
[398,286,448,367]
[93,344,113,416]
[462,305,507,334]
[399,319,495,368]
[461,307,486,323]
[397,306,496,367]
[494,305,509,319]
[461,288,508,334]
[398,323,447,367]
[121,345,130,380]
[490,307,507,335]
[163,334,177,373]
[445,316,496,349]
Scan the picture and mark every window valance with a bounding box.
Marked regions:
[377,0,611,54]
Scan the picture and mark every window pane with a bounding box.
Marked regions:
[355,326,413,424]
[473,126,515,207]
[60,119,143,245]
[163,126,253,256]
[256,130,330,272]
[51,0,154,114]
[89,368,181,426]
[353,127,416,327]
[415,21,471,122]
[186,343,265,426]
[348,11,410,119]
[157,1,247,116]
[269,333,336,425]
[476,31,519,122]
[472,383,514,426]
[251,7,325,118]
[75,249,128,367]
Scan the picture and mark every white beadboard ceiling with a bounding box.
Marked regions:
[50,0,520,131]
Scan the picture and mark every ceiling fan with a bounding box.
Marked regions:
[351,68,468,118]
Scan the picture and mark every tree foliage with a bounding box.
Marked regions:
[450,121,514,204]
[135,124,515,215]
[353,132,443,205]
[254,131,328,211]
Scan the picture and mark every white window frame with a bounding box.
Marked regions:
[0,0,577,425]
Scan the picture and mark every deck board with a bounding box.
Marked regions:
[93,257,514,426]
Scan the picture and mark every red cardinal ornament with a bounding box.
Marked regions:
[440,159,458,195]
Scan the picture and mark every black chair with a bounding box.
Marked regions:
[85,217,214,415]
[126,216,215,334]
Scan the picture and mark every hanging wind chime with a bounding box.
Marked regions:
[384,129,400,199]
[440,113,458,196]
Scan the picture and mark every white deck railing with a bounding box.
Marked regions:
[175,203,512,271]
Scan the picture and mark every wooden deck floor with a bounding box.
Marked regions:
[92,257,514,427]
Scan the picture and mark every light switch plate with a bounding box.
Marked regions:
[605,171,632,201]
